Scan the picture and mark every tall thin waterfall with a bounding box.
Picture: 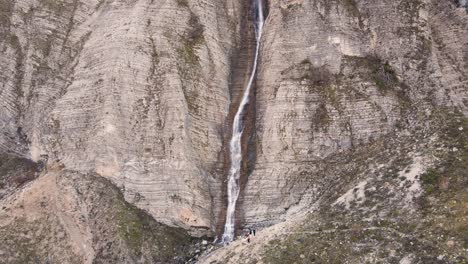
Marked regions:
[221,0,265,243]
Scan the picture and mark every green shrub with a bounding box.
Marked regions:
[421,169,439,185]
[175,0,188,7]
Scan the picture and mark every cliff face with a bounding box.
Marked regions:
[0,0,467,262]
[241,0,468,226]
[0,0,245,235]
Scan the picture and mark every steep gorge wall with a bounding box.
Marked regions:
[0,0,245,235]
[240,0,468,226]
[1,0,467,241]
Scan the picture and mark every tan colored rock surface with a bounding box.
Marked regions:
[241,0,468,226]
[0,0,467,262]
[0,0,244,235]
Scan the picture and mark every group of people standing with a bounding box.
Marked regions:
[245,228,256,243]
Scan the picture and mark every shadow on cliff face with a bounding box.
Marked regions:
[0,154,41,198]
[452,0,468,10]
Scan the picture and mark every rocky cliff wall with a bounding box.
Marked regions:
[1,0,467,243]
[241,0,467,226]
[0,0,246,235]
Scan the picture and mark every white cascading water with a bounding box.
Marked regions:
[221,0,265,244]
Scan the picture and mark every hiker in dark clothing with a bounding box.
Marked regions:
[249,228,252,235]
[253,229,256,236]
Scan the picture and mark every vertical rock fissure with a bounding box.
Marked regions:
[221,0,265,243]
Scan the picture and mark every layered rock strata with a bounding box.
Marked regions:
[0,0,467,254]
[0,0,245,235]
[240,0,468,227]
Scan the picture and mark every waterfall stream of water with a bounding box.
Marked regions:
[221,0,265,244]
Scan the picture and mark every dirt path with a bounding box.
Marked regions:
[198,212,309,264]
[198,216,434,263]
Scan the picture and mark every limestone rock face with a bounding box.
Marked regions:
[0,0,467,247]
[0,0,243,235]
[241,0,468,226]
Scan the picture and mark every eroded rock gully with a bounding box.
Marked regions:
[0,0,467,262]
